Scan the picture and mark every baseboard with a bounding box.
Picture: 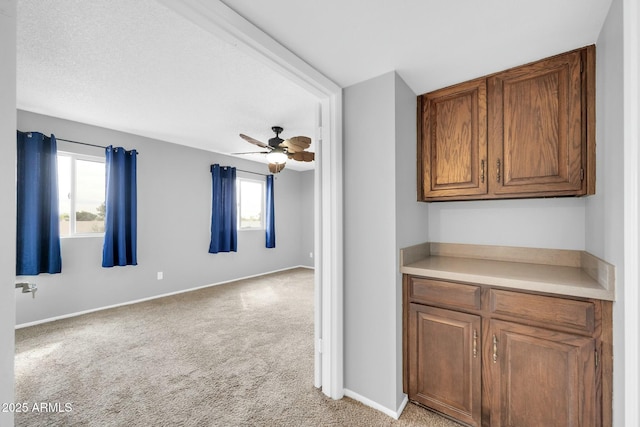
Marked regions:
[396,395,409,418]
[343,389,408,420]
[15,265,314,329]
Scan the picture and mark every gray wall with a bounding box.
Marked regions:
[393,73,430,408]
[344,72,397,411]
[587,0,626,425]
[344,71,429,412]
[0,1,17,425]
[299,170,315,268]
[428,198,586,249]
[16,110,314,325]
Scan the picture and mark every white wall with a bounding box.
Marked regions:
[343,71,428,414]
[586,1,626,425]
[0,1,17,425]
[15,110,313,326]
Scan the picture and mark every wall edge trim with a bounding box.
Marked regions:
[343,388,408,420]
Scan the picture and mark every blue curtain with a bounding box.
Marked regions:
[102,146,138,267]
[265,174,276,248]
[16,131,62,275]
[209,164,237,253]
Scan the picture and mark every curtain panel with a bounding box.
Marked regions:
[209,164,237,253]
[102,146,138,267]
[16,131,62,275]
[265,174,276,248]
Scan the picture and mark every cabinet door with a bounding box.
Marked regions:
[488,50,585,196]
[489,320,597,427]
[418,78,488,200]
[408,304,482,426]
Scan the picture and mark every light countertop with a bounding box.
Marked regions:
[400,242,615,301]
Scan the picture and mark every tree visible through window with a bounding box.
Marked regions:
[237,178,264,230]
[57,152,106,236]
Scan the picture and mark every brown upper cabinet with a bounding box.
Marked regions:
[418,46,595,201]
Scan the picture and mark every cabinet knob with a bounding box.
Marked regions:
[480,160,485,183]
[496,159,501,183]
[492,334,498,363]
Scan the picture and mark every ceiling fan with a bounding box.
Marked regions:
[237,126,314,174]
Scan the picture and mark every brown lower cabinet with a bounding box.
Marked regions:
[409,304,482,426]
[403,275,612,427]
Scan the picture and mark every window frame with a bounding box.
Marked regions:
[57,150,106,238]
[236,176,265,231]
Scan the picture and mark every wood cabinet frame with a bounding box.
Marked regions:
[403,274,613,427]
[408,303,482,426]
[487,320,597,427]
[417,45,596,202]
[418,78,488,200]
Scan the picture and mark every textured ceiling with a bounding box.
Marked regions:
[17,0,318,170]
[17,0,614,172]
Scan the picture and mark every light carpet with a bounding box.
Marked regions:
[15,268,460,426]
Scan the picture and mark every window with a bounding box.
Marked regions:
[237,177,264,230]
[57,152,106,237]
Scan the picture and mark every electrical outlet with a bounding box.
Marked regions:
[157,272,163,280]
[309,252,313,258]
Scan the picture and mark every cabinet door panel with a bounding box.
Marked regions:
[488,50,584,196]
[489,320,597,427]
[408,304,481,426]
[419,78,488,200]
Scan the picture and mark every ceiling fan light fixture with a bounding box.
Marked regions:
[239,127,312,170]
[266,148,288,164]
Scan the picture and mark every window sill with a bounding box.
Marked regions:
[61,233,105,239]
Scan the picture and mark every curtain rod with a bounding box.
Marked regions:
[18,130,139,154]
[236,168,270,177]
[57,137,107,150]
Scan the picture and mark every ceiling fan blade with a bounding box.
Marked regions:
[280,136,311,153]
[231,151,270,155]
[268,162,286,174]
[288,151,315,162]
[240,133,270,149]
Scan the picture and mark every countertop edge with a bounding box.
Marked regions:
[400,265,615,301]
[400,242,616,301]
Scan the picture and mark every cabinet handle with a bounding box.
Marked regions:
[473,329,478,358]
[492,334,498,363]
[480,160,485,183]
[496,159,501,183]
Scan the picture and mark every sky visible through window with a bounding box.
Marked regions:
[75,159,105,213]
[238,179,263,229]
[57,154,105,235]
